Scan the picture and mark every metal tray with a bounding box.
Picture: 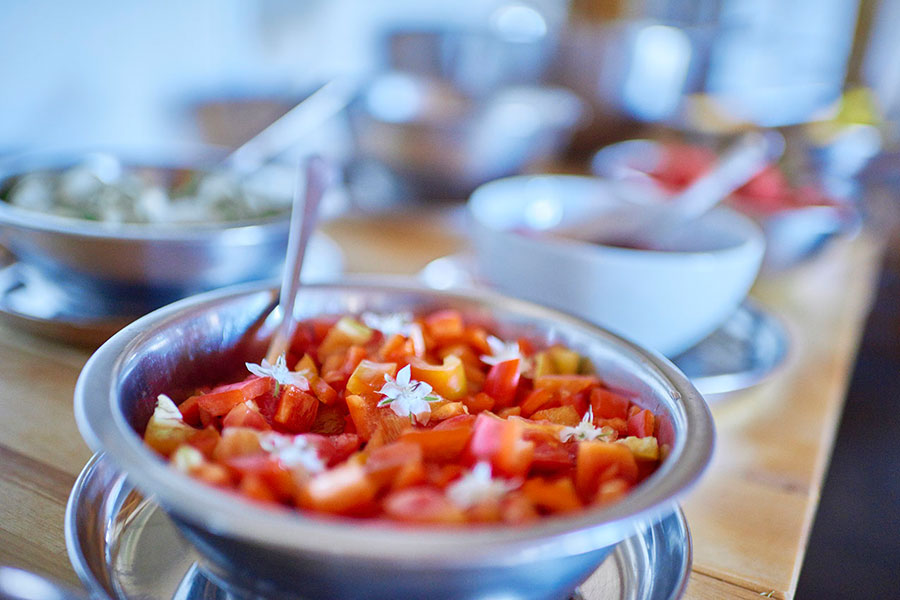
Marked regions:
[0,238,343,347]
[419,253,789,401]
[66,454,692,600]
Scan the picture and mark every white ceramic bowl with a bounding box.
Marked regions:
[468,175,765,356]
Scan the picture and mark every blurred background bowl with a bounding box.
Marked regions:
[348,71,585,202]
[0,147,342,312]
[591,138,862,270]
[75,280,713,600]
[468,174,765,357]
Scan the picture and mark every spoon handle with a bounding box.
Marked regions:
[222,78,358,177]
[265,156,329,364]
[673,130,784,219]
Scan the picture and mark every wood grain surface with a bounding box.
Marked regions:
[0,207,882,599]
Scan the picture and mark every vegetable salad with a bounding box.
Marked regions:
[143,309,667,525]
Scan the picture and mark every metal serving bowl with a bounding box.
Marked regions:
[0,148,300,310]
[74,281,714,600]
[349,72,585,201]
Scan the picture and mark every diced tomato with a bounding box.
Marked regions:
[227,454,299,502]
[238,473,280,503]
[383,486,465,524]
[594,478,630,506]
[378,334,410,363]
[501,492,539,524]
[627,409,655,438]
[482,359,520,408]
[213,427,263,461]
[433,414,476,431]
[522,477,582,513]
[496,406,521,419]
[429,401,468,421]
[287,322,317,358]
[462,392,495,414]
[399,424,473,462]
[520,387,556,418]
[223,402,271,431]
[192,463,232,487]
[495,418,534,478]
[424,310,465,344]
[187,426,221,459]
[144,418,195,457]
[534,375,597,395]
[534,374,595,415]
[575,441,638,499]
[437,343,482,370]
[310,378,338,405]
[346,360,397,396]
[254,391,279,424]
[345,394,379,441]
[309,404,348,435]
[737,164,789,202]
[530,405,581,427]
[529,438,574,473]
[652,143,715,190]
[320,345,366,389]
[467,415,534,478]
[590,388,630,420]
[178,396,201,426]
[462,326,492,355]
[409,355,468,400]
[598,417,628,438]
[346,394,411,445]
[195,376,275,417]
[365,441,424,489]
[318,317,373,359]
[467,413,504,462]
[307,432,361,467]
[306,463,377,514]
[546,346,580,375]
[273,386,319,433]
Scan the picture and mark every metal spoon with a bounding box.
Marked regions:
[265,156,329,364]
[220,78,359,177]
[559,131,785,247]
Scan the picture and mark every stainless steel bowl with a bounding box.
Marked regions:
[0,148,296,309]
[349,72,585,201]
[74,281,714,600]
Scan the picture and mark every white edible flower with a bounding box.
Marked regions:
[260,433,325,473]
[154,394,184,422]
[447,462,519,509]
[362,311,415,338]
[376,364,441,424]
[480,335,532,374]
[559,408,615,443]
[246,354,309,391]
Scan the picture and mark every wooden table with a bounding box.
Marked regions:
[0,208,883,599]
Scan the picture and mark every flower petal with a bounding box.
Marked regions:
[396,364,411,386]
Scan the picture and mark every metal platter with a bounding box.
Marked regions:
[0,257,134,346]
[0,237,343,347]
[66,454,692,600]
[419,253,789,401]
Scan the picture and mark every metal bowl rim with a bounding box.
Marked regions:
[74,279,714,564]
